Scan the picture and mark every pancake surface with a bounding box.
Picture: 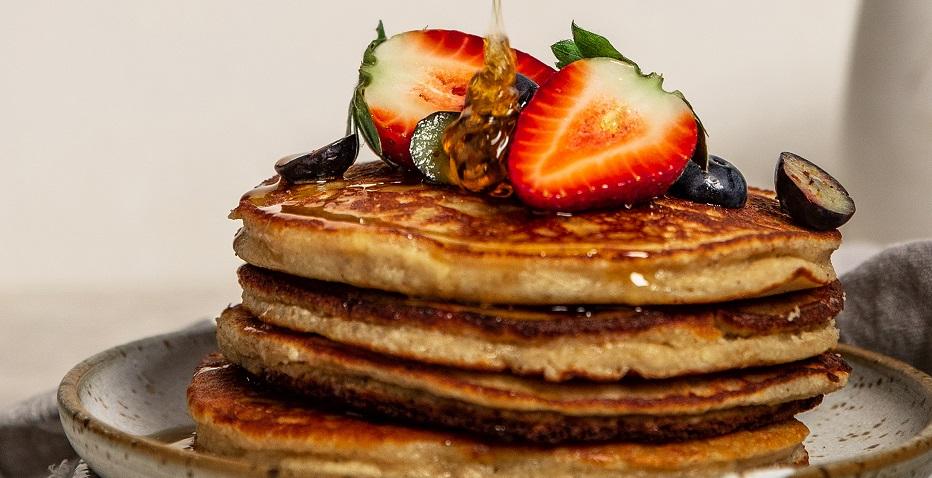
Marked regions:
[188,354,810,477]
[238,265,843,380]
[231,162,840,305]
[217,306,848,443]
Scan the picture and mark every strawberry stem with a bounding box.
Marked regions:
[353,21,389,159]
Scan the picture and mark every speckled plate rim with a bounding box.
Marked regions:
[57,325,267,476]
[790,344,932,477]
[57,327,932,477]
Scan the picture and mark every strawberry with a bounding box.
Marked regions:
[508,23,702,211]
[352,23,555,168]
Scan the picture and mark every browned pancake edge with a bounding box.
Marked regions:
[188,354,811,475]
[238,264,843,341]
[216,307,849,444]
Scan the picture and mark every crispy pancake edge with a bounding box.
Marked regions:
[249,363,822,445]
[188,354,810,476]
[239,264,843,340]
[218,306,849,420]
[236,288,841,381]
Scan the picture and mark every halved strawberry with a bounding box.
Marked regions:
[508,58,699,211]
[354,25,555,168]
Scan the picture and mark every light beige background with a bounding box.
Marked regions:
[0,0,929,407]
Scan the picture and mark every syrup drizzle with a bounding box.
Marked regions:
[237,167,676,263]
[442,0,520,196]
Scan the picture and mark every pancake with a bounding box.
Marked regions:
[230,162,840,305]
[188,354,810,477]
[238,265,843,380]
[216,306,848,444]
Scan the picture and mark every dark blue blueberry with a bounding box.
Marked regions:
[775,152,854,230]
[515,73,539,110]
[669,155,747,208]
[274,133,359,183]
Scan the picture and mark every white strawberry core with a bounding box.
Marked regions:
[364,32,478,126]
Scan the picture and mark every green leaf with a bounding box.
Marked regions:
[550,39,583,69]
[351,20,388,157]
[548,22,639,70]
[375,20,386,41]
[570,21,634,64]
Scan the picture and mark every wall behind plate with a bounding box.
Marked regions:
[0,0,860,289]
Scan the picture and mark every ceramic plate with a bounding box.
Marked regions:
[58,323,932,478]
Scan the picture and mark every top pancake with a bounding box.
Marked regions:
[232,162,840,305]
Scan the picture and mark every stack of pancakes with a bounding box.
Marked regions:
[188,162,851,477]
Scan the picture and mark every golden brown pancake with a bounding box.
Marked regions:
[216,306,848,444]
[230,162,840,305]
[238,265,843,380]
[188,354,810,477]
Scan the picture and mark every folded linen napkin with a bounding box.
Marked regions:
[1,241,930,478]
[836,240,932,374]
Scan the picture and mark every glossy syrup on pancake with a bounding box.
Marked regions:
[239,163,828,258]
[232,162,840,305]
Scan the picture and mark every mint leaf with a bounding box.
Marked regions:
[352,20,388,157]
[551,39,582,69]
[570,21,633,64]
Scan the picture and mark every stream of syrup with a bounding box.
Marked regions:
[442,0,520,196]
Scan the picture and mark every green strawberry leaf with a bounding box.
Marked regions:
[570,21,634,65]
[352,20,387,157]
[551,39,582,69]
[549,22,639,71]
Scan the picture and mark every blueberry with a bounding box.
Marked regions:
[274,134,359,183]
[515,73,539,110]
[669,155,747,208]
[775,152,855,230]
[409,111,459,184]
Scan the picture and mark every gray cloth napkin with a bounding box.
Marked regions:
[837,240,932,374]
[2,241,931,478]
[0,392,79,477]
